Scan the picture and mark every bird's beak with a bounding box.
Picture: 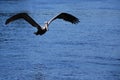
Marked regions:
[46,26,49,31]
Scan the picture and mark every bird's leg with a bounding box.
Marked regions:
[34,28,41,35]
[34,31,38,35]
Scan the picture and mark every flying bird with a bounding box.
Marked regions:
[5,12,80,35]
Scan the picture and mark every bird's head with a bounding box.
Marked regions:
[44,21,48,25]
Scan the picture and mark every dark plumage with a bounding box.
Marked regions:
[5,12,80,35]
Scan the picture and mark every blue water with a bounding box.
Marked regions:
[0,0,120,80]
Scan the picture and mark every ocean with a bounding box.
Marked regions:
[0,0,120,80]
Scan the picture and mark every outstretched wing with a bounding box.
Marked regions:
[5,13,41,29]
[48,13,80,25]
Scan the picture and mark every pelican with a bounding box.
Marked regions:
[5,12,80,35]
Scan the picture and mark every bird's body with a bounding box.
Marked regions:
[5,12,79,36]
[34,23,48,35]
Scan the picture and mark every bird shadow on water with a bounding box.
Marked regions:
[14,70,45,80]
[31,63,47,80]
[34,72,45,80]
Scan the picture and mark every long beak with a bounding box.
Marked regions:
[46,26,49,31]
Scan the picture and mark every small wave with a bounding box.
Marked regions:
[0,13,14,17]
[54,41,91,46]
[86,55,120,61]
[86,61,120,66]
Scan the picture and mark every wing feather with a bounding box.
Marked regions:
[48,13,80,25]
[5,13,41,29]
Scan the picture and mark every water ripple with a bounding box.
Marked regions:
[87,61,120,67]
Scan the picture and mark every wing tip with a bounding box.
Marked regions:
[5,19,9,25]
[72,18,80,24]
[60,12,80,24]
[5,12,29,25]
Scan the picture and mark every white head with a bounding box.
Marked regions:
[44,21,48,24]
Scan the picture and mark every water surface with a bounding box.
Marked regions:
[0,0,120,80]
